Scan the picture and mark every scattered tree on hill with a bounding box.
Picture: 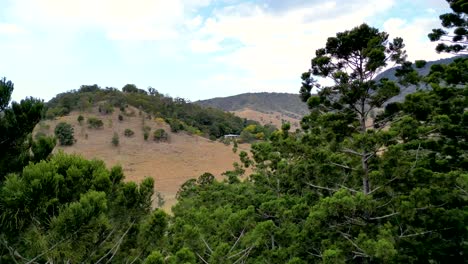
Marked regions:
[87,117,104,129]
[122,84,138,93]
[153,129,168,142]
[77,115,84,125]
[124,128,134,137]
[55,122,75,146]
[428,0,467,53]
[112,132,119,146]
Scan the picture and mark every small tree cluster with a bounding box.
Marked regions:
[77,115,84,125]
[87,117,104,129]
[98,102,114,114]
[112,132,119,146]
[153,129,168,142]
[54,122,75,146]
[143,126,151,141]
[124,128,135,137]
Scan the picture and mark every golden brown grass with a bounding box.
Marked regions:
[35,106,250,212]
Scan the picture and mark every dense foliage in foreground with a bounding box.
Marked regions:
[1,1,467,262]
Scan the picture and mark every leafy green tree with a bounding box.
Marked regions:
[153,129,168,142]
[54,122,75,146]
[124,128,135,137]
[0,78,46,178]
[87,117,104,128]
[300,23,406,194]
[122,84,139,93]
[0,153,167,263]
[112,132,119,146]
[77,114,84,125]
[30,134,56,162]
[428,0,467,53]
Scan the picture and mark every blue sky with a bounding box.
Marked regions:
[0,0,452,102]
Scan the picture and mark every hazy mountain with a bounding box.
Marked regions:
[197,92,308,120]
[376,56,466,103]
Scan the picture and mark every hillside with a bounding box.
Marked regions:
[197,92,308,128]
[46,85,257,140]
[35,106,249,211]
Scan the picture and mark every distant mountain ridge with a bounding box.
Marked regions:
[196,92,308,120]
[377,55,466,103]
[197,56,465,125]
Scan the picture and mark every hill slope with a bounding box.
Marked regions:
[197,92,308,128]
[197,92,308,118]
[36,106,249,211]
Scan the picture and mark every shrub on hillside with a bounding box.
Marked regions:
[98,102,114,114]
[112,132,119,146]
[124,129,134,137]
[87,117,104,129]
[77,115,84,125]
[153,129,168,142]
[54,122,75,146]
[167,119,184,133]
[143,126,151,141]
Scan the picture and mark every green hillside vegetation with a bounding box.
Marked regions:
[46,85,258,139]
[197,92,309,119]
[1,1,467,263]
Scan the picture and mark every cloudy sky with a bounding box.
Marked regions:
[0,0,452,102]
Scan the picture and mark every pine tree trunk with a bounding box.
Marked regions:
[360,101,370,194]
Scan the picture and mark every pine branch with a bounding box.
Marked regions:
[196,252,210,264]
[306,182,338,192]
[95,220,135,264]
[368,212,400,220]
[228,229,245,254]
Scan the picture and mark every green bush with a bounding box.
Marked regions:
[143,126,151,140]
[167,119,184,133]
[153,129,168,142]
[77,115,84,125]
[124,129,134,137]
[98,102,114,114]
[54,122,75,146]
[112,132,119,146]
[87,117,103,129]
[34,131,47,140]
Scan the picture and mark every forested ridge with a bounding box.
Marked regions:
[1,1,467,263]
[197,93,309,119]
[45,84,257,140]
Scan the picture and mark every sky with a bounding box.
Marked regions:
[0,0,453,102]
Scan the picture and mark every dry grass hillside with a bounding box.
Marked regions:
[232,108,302,129]
[35,106,249,212]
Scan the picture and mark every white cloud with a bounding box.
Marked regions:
[0,23,26,35]
[5,0,209,40]
[383,17,451,61]
[190,38,222,53]
[190,0,401,93]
